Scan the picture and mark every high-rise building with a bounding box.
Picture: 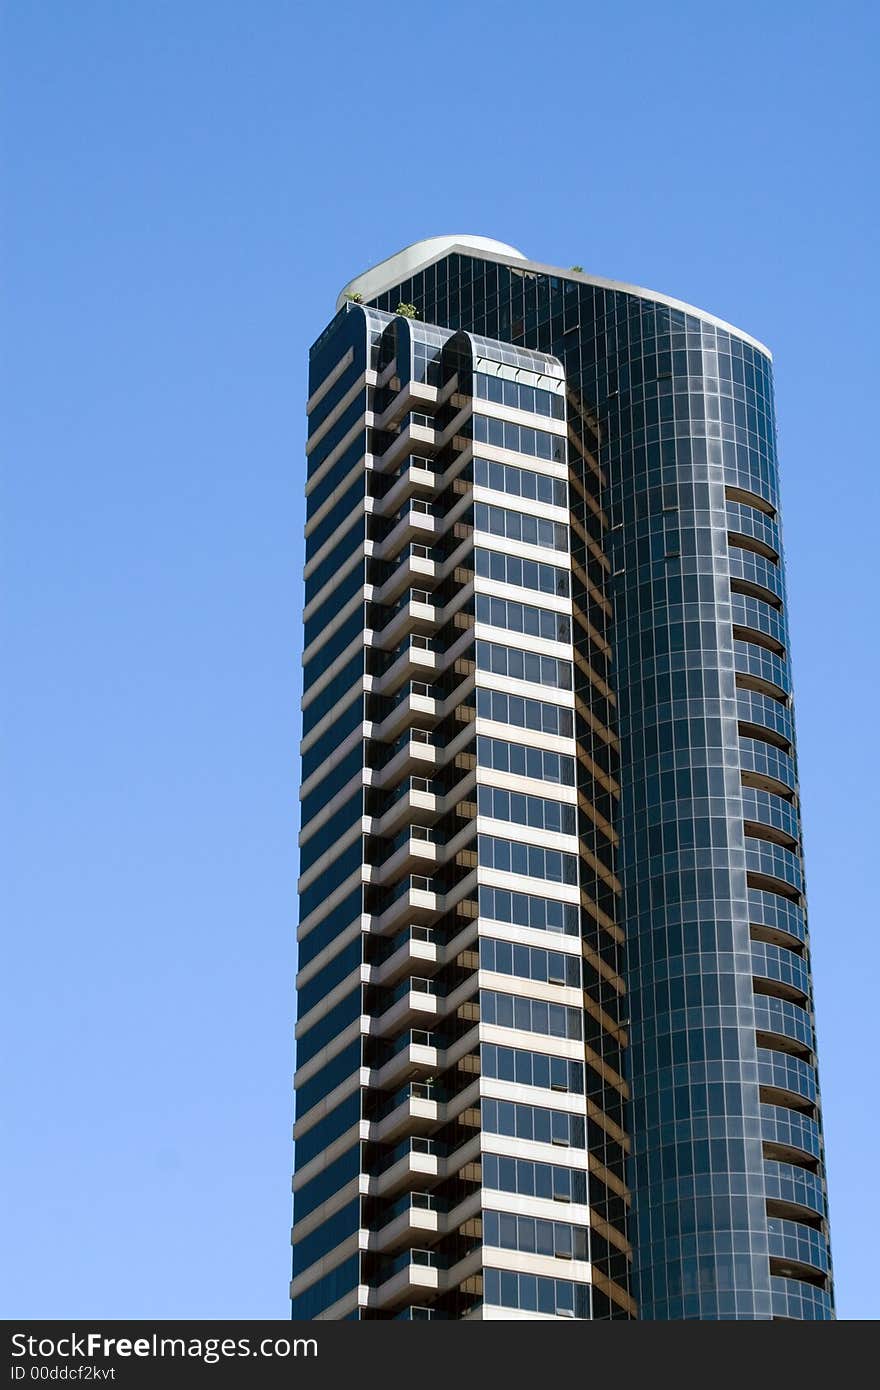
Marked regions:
[291,237,834,1321]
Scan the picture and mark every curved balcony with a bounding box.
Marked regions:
[760,1103,822,1165]
[769,1276,834,1320]
[756,1048,818,1107]
[726,506,782,559]
[768,1217,830,1277]
[748,889,807,948]
[739,737,797,796]
[731,593,788,656]
[734,640,791,698]
[745,838,803,897]
[751,942,810,1001]
[736,688,794,749]
[753,995,814,1055]
[741,787,800,848]
[728,547,785,605]
[763,1160,826,1219]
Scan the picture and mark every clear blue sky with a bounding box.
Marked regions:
[2,0,877,1320]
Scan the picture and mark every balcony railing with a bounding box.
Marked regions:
[378,1189,448,1227]
[382,824,440,859]
[387,876,435,908]
[372,1133,443,1176]
[387,453,437,481]
[374,924,437,964]
[384,973,443,1007]
[390,678,435,711]
[375,1247,446,1285]
[394,497,433,523]
[389,1026,439,1058]
[374,1080,441,1122]
[376,726,436,770]
[380,773,437,815]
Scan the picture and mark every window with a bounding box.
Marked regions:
[473,413,566,463]
[473,456,567,506]
[476,640,572,690]
[474,501,569,552]
[478,784,577,836]
[476,593,571,644]
[475,546,569,597]
[474,373,565,420]
[477,735,575,786]
[476,688,573,738]
[479,834,579,885]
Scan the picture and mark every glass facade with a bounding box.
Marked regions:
[292,240,833,1321]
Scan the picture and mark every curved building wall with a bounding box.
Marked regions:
[369,252,833,1319]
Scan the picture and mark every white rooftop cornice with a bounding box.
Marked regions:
[336,234,771,359]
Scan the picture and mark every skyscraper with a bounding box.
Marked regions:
[292,237,834,1320]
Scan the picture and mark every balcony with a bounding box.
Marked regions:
[371,1247,444,1310]
[372,875,440,937]
[370,925,439,987]
[373,974,443,1037]
[369,1240,483,1314]
[376,418,440,477]
[371,825,442,887]
[370,728,439,791]
[753,995,814,1057]
[371,1134,441,1199]
[750,941,811,1003]
[374,543,436,607]
[370,636,438,698]
[372,774,440,839]
[763,1160,826,1219]
[373,1027,440,1092]
[767,1217,830,1277]
[375,499,438,562]
[372,1019,480,1095]
[374,1191,448,1253]
[370,1080,441,1145]
[760,1104,821,1166]
[373,680,439,748]
[373,456,438,520]
[756,1047,818,1108]
[373,589,440,653]
[769,1275,833,1320]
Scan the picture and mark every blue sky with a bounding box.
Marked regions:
[2,0,877,1319]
